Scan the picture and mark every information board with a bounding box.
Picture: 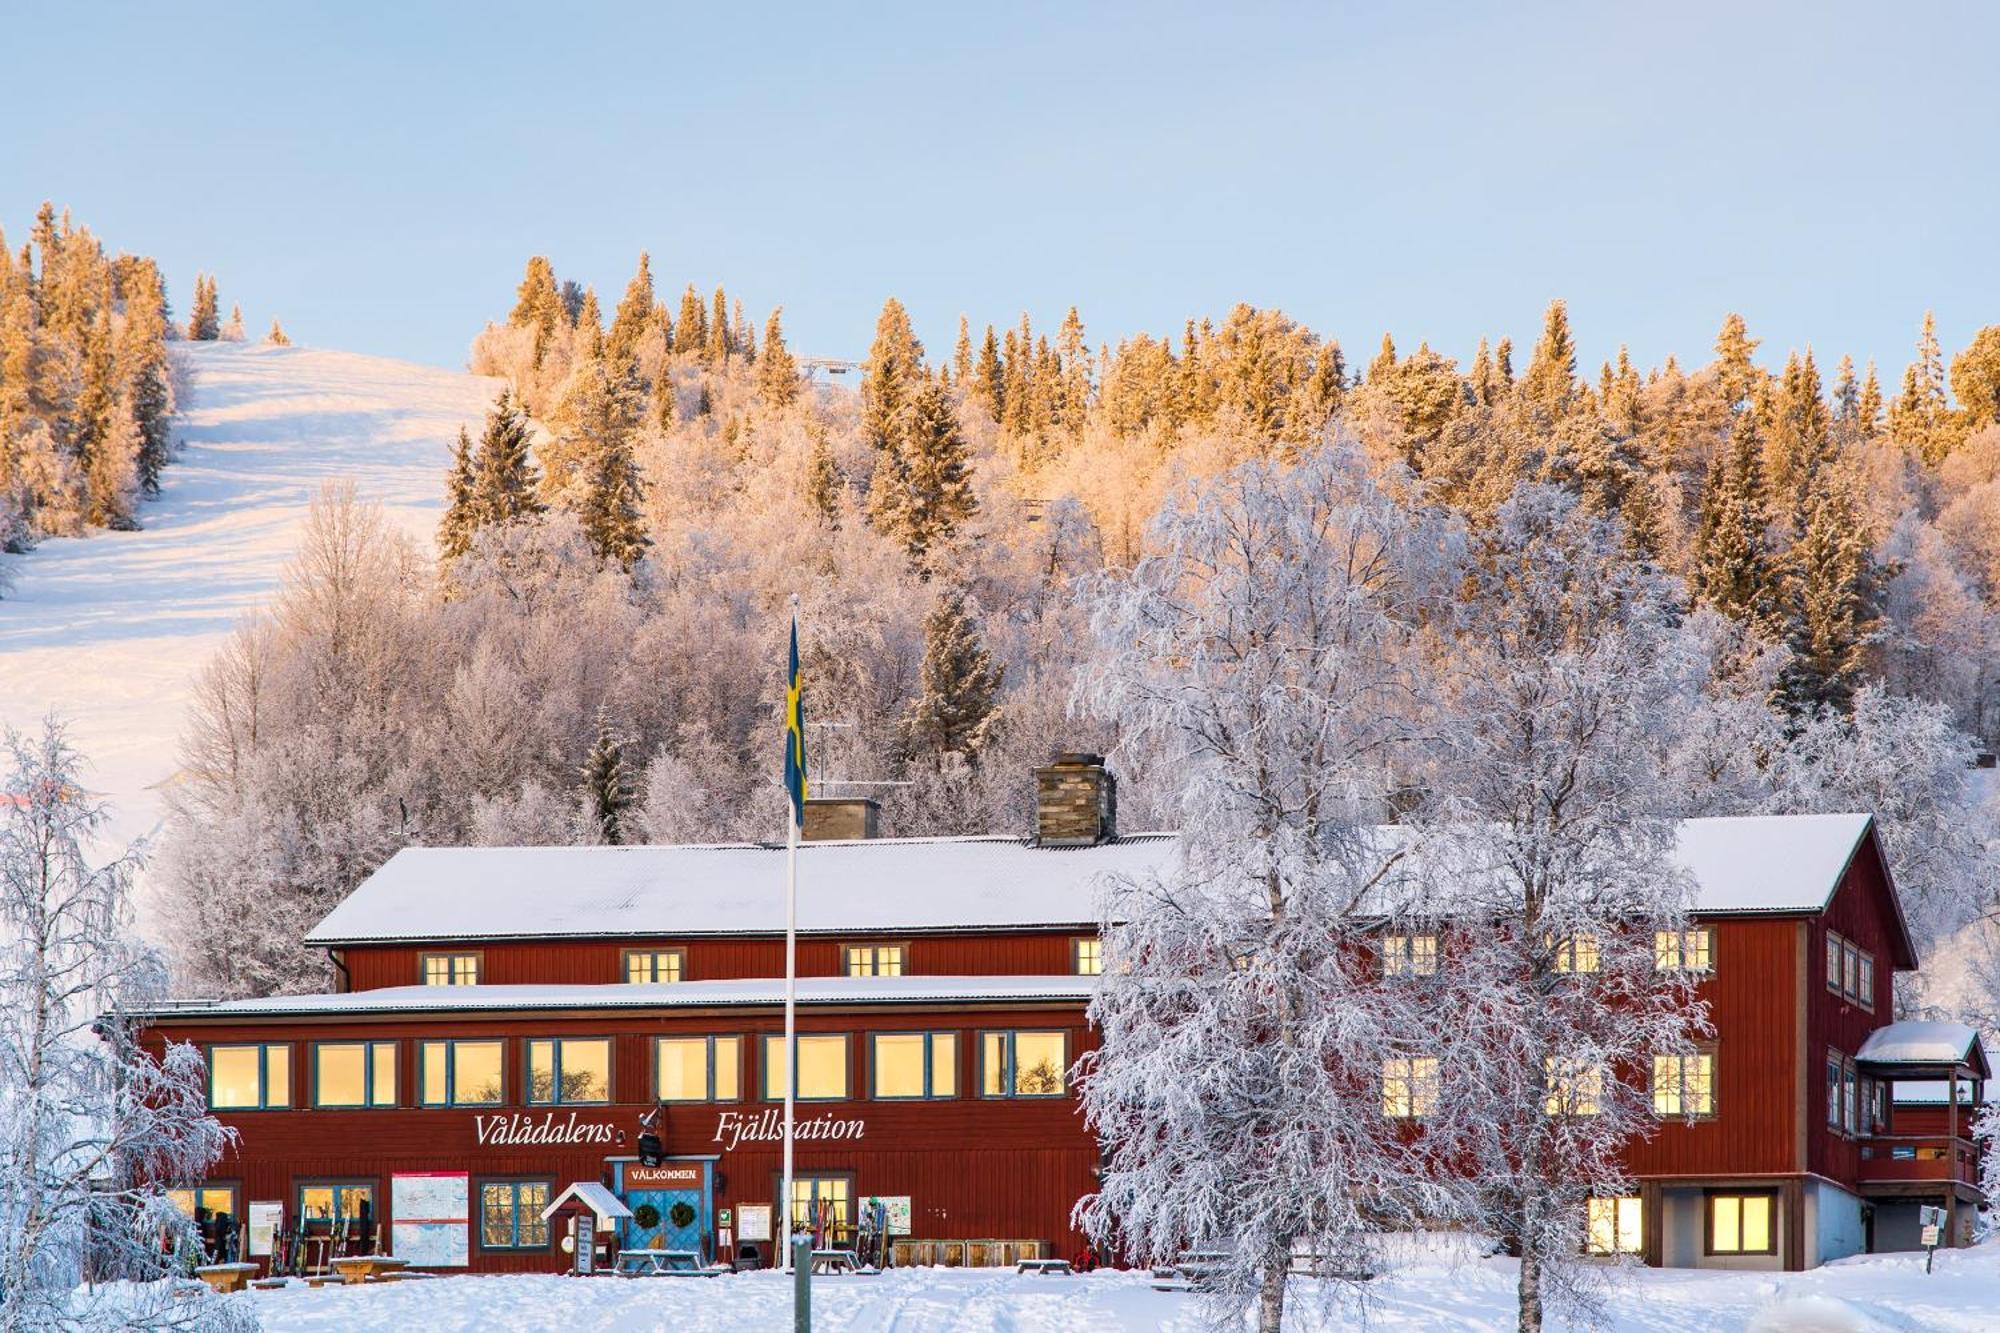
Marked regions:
[247,1202,282,1258]
[738,1203,773,1242]
[866,1196,913,1237]
[391,1172,470,1267]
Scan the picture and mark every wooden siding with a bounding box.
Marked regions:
[340,932,1092,991]
[1809,833,1900,1186]
[145,1001,1097,1273]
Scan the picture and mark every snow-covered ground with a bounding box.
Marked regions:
[0,342,499,884]
[202,1246,2000,1332]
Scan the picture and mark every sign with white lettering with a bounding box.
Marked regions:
[473,1111,617,1147]
[712,1109,864,1151]
[626,1164,703,1189]
[739,1204,773,1243]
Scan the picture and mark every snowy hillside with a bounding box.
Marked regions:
[0,342,501,877]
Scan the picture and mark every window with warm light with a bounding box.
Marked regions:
[624,949,685,984]
[655,1036,740,1102]
[1071,937,1103,976]
[208,1044,290,1110]
[420,952,480,986]
[1551,933,1601,974]
[419,1039,504,1106]
[313,1041,397,1108]
[843,944,905,977]
[1381,1055,1440,1118]
[1707,1193,1774,1255]
[1586,1196,1642,1255]
[870,1032,957,1099]
[1654,928,1712,973]
[1382,933,1439,977]
[1652,1049,1714,1116]
[761,1034,850,1101]
[1543,1057,1602,1116]
[980,1030,1067,1098]
[527,1038,611,1105]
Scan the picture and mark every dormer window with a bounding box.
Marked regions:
[843,944,905,977]
[420,952,480,986]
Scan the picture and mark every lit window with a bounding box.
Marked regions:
[871,1032,957,1099]
[1544,1057,1602,1117]
[1652,1050,1714,1116]
[480,1181,550,1250]
[313,1042,397,1108]
[1586,1196,1642,1255]
[1708,1193,1774,1255]
[167,1185,239,1222]
[980,1031,1067,1098]
[1381,1055,1440,1118]
[421,953,480,986]
[761,1034,850,1101]
[787,1175,851,1233]
[624,949,685,985]
[208,1044,290,1110]
[1072,938,1103,976]
[1552,933,1601,974]
[843,945,905,977]
[655,1036,740,1102]
[527,1038,611,1105]
[419,1040,504,1106]
[1654,928,1712,973]
[1382,933,1439,977]
[298,1182,373,1228]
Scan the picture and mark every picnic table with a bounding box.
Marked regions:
[194,1262,260,1294]
[1017,1258,1073,1275]
[329,1255,410,1284]
[810,1248,880,1275]
[614,1249,710,1277]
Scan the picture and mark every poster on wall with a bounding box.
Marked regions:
[866,1196,913,1237]
[738,1204,773,1243]
[391,1172,470,1267]
[247,1202,282,1257]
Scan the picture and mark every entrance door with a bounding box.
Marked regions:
[614,1161,712,1257]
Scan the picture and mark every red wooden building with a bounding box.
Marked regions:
[136,758,1986,1275]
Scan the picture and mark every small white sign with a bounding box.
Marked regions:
[738,1204,773,1243]
[247,1203,282,1258]
[1921,1224,1941,1248]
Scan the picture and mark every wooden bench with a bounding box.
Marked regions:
[1017,1258,1072,1275]
[194,1263,259,1294]
[330,1255,409,1284]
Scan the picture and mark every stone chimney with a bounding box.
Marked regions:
[1033,753,1117,847]
[803,796,880,842]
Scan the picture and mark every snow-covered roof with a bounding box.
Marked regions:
[1857,1021,1984,1068]
[540,1182,632,1225]
[135,975,1096,1021]
[305,815,1882,947]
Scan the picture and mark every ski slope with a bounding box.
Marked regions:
[0,342,501,889]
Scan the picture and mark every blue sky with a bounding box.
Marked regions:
[6,2,1996,380]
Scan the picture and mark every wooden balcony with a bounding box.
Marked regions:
[1857,1135,1980,1188]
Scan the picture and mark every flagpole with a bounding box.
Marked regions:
[782,786,798,1273]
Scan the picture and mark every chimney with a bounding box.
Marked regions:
[1033,753,1117,847]
[802,796,880,842]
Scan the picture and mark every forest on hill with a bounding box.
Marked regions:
[157,252,2000,1001]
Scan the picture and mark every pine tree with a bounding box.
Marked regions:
[509,257,565,366]
[757,307,800,406]
[186,273,219,341]
[805,428,841,528]
[1493,336,1515,388]
[1830,354,1861,441]
[1469,337,1497,406]
[1949,325,2000,430]
[1056,306,1091,433]
[706,286,730,364]
[578,707,632,844]
[973,324,1004,420]
[265,319,290,346]
[861,297,924,456]
[675,285,707,358]
[953,315,973,384]
[437,426,479,560]
[1765,349,1830,523]
[1519,299,1577,415]
[732,297,754,361]
[870,374,974,568]
[902,586,1004,763]
[542,341,646,567]
[1367,332,1397,383]
[1713,312,1761,410]
[1692,413,1785,638]
[1891,311,1958,464]
[606,252,654,368]
[470,389,544,527]
[1783,464,1878,716]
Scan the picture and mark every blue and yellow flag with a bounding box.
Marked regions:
[784,616,808,827]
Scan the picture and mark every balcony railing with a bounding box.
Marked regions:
[1857,1135,1980,1187]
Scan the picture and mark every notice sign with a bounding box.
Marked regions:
[738,1204,773,1243]
[626,1164,703,1189]
[391,1172,470,1268]
[867,1196,912,1237]
[247,1202,282,1258]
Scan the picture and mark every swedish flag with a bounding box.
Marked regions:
[784,616,807,828]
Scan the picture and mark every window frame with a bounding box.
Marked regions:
[419,951,483,986]
[1654,926,1713,974]
[1543,1055,1603,1117]
[1550,932,1601,975]
[167,1181,243,1224]
[310,1040,398,1110]
[1825,931,1844,996]
[1071,936,1103,976]
[295,1179,378,1233]
[1585,1195,1643,1256]
[840,943,907,978]
[977,1029,1070,1100]
[775,1171,857,1235]
[476,1177,553,1251]
[622,948,687,985]
[760,1032,852,1103]
[1704,1191,1777,1256]
[525,1036,613,1106]
[1381,932,1440,978]
[1380,1054,1440,1119]
[654,1034,743,1103]
[868,1031,958,1101]
[1651,1045,1717,1119]
[418,1038,507,1107]
[206,1043,291,1112]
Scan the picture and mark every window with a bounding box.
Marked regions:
[1654,928,1712,973]
[1544,1057,1602,1117]
[1843,944,1859,999]
[1652,1049,1715,1117]
[1842,1061,1857,1133]
[1071,937,1103,976]
[420,952,480,986]
[1867,1078,1887,1133]
[656,1036,740,1102]
[1823,934,1875,1006]
[761,1034,850,1101]
[1826,932,1844,993]
[1707,1193,1775,1255]
[419,1039,504,1106]
[624,949,685,985]
[1551,933,1601,974]
[1826,1053,1843,1130]
[1586,1196,1642,1255]
[1857,953,1875,1009]
[871,1032,957,1099]
[208,1044,290,1110]
[313,1041,397,1109]
[1381,1055,1440,1119]
[1382,933,1439,978]
[980,1030,1067,1098]
[479,1180,550,1249]
[167,1184,240,1222]
[527,1038,611,1104]
[298,1182,374,1229]
[842,944,905,977]
[785,1174,853,1234]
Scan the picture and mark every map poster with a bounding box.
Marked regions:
[738,1203,773,1242]
[391,1172,470,1267]
[247,1202,282,1257]
[866,1196,913,1237]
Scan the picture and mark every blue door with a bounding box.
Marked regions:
[615,1161,712,1257]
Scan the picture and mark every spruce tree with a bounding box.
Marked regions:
[732,297,755,361]
[757,307,800,406]
[706,287,730,363]
[1518,299,1577,415]
[861,297,924,456]
[578,707,632,845]
[1949,325,2000,430]
[471,389,544,528]
[1367,333,1396,383]
[1691,413,1785,639]
[265,319,290,346]
[221,304,245,341]
[870,374,974,568]
[902,586,1004,763]
[953,315,973,384]
[1857,361,1884,436]
[1712,312,1761,409]
[973,324,1004,420]
[1891,311,1958,463]
[186,274,219,341]
[676,285,707,357]
[1493,336,1515,387]
[1056,306,1091,432]
[510,257,565,366]
[1469,338,1497,406]
[806,429,841,529]
[437,426,479,560]
[1830,354,1860,441]
[606,251,655,368]
[1782,464,1878,716]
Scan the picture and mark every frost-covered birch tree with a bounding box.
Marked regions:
[1415,487,1710,1332]
[1074,445,1460,1333]
[0,720,243,1333]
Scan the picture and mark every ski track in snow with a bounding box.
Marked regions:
[0,342,500,907]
